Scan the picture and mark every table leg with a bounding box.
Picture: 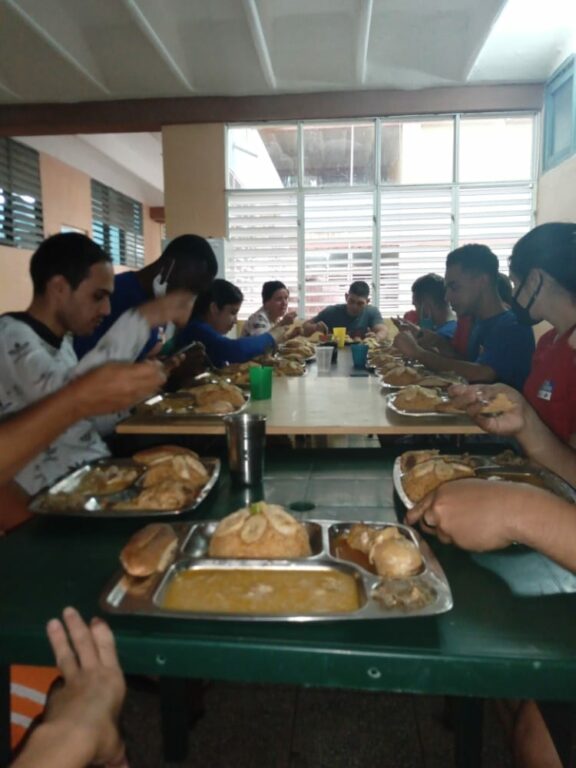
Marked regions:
[159,678,206,763]
[453,696,484,768]
[0,665,10,766]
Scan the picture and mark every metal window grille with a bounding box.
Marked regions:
[91,180,144,268]
[0,138,44,250]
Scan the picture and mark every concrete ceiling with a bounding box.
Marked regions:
[3,0,574,203]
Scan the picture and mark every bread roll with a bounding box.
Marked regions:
[132,445,199,466]
[209,503,311,558]
[369,528,423,578]
[142,454,209,488]
[120,523,178,577]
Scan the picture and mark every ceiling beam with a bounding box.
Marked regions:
[356,0,374,85]
[121,0,196,92]
[0,84,544,136]
[242,0,277,90]
[4,0,111,95]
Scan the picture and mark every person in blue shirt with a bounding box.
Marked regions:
[74,234,218,360]
[411,272,457,338]
[302,280,387,339]
[394,244,535,391]
[174,279,287,368]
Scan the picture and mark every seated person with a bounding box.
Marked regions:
[241,280,297,337]
[4,361,164,758]
[0,232,194,495]
[408,379,576,768]
[411,273,456,338]
[394,244,535,390]
[74,233,217,360]
[173,279,287,368]
[303,280,387,340]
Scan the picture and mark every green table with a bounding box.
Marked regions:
[2,449,576,765]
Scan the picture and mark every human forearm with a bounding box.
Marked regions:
[516,408,576,486]
[0,388,80,485]
[509,494,576,572]
[12,722,95,768]
[413,347,496,383]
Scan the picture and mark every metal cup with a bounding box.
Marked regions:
[224,413,266,486]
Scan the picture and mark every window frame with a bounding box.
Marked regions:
[0,138,44,251]
[543,55,576,172]
[90,179,145,268]
[226,112,537,317]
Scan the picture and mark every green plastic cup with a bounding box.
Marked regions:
[249,366,273,400]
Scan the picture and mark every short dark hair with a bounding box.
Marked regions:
[496,273,513,305]
[510,223,576,294]
[348,280,370,299]
[29,233,111,294]
[162,234,218,278]
[411,273,447,306]
[262,280,287,303]
[446,244,499,284]
[192,279,244,319]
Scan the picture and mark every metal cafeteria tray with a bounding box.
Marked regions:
[393,454,576,509]
[29,457,221,518]
[100,519,453,621]
[135,391,250,421]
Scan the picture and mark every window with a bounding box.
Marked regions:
[91,180,144,268]
[227,115,536,317]
[0,138,44,250]
[543,56,576,171]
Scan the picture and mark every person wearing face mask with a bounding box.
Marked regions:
[394,244,535,390]
[241,281,297,337]
[173,279,288,368]
[74,234,218,361]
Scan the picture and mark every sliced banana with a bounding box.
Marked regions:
[212,508,250,538]
[240,514,268,544]
[266,505,298,535]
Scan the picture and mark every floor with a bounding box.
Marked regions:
[122,681,513,768]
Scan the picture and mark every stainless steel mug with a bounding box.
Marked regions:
[224,413,267,486]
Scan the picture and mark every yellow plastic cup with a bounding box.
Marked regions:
[333,327,346,349]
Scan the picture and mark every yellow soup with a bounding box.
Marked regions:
[162,568,361,615]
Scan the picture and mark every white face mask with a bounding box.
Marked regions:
[152,260,175,298]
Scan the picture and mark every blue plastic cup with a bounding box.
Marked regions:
[351,343,368,368]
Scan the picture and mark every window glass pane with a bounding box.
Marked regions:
[381,120,454,184]
[227,126,298,189]
[459,116,533,182]
[551,77,573,157]
[227,191,299,318]
[304,191,373,315]
[303,122,374,186]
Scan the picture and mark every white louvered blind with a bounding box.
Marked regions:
[304,191,374,316]
[379,187,453,315]
[227,191,299,318]
[0,138,44,250]
[457,184,534,272]
[91,180,144,268]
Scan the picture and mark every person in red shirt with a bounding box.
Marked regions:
[510,222,576,446]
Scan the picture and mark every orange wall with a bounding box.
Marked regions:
[0,152,162,312]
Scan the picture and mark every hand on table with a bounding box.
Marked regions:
[71,361,166,417]
[44,607,127,767]
[406,478,555,552]
[448,382,529,436]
